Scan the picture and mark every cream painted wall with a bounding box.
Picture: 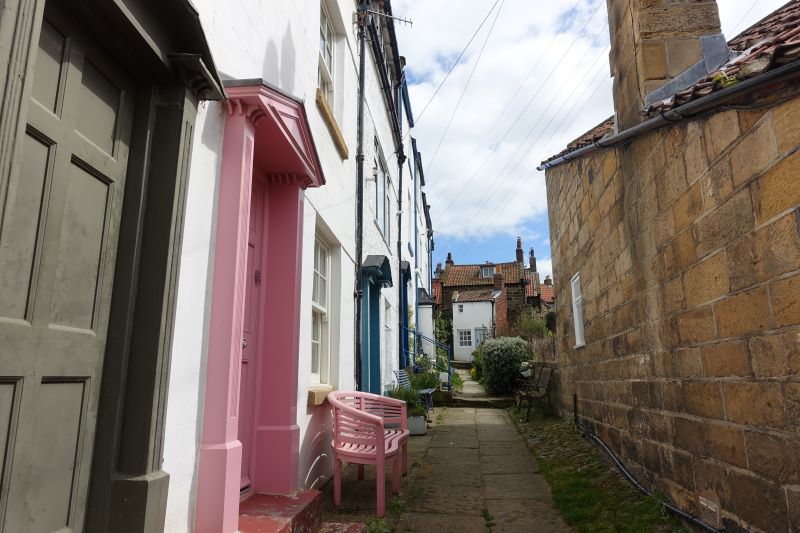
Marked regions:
[452,301,493,362]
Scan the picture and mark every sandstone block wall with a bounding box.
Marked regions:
[546,94,800,531]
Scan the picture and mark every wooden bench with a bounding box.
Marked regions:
[394,369,436,411]
[513,366,552,421]
[327,391,410,517]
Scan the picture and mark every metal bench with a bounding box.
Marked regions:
[513,366,552,421]
[328,391,409,517]
[394,369,436,411]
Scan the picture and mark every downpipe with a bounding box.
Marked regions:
[572,394,721,533]
[353,4,368,390]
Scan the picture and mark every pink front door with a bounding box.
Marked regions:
[239,178,265,491]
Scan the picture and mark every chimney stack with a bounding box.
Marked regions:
[515,237,523,263]
[544,275,552,286]
[434,262,443,278]
[607,0,722,130]
[493,272,505,291]
[445,252,454,266]
[529,247,536,272]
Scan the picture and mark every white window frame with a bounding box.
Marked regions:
[311,236,330,383]
[318,2,335,105]
[374,138,390,240]
[480,266,495,278]
[457,304,464,313]
[458,329,472,347]
[571,272,585,348]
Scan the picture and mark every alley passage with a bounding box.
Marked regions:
[394,407,569,532]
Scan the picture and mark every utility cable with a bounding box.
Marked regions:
[426,0,505,172]
[413,0,502,124]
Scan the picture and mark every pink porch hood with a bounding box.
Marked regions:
[195,80,324,533]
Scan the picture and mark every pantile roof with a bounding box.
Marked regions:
[453,290,498,303]
[441,261,525,287]
[525,270,540,298]
[432,278,442,305]
[544,116,615,164]
[539,283,554,305]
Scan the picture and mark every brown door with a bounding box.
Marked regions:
[0,10,134,532]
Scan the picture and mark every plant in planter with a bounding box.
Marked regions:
[386,386,427,435]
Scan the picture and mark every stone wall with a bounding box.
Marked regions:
[546,93,800,531]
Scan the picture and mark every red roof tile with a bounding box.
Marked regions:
[453,290,497,303]
[539,283,555,304]
[525,270,540,298]
[543,116,615,165]
[646,0,800,115]
[441,262,525,287]
[432,278,442,305]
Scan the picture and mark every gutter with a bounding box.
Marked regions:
[538,59,800,171]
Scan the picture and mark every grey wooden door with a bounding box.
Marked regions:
[0,11,134,532]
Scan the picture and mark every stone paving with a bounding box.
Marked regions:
[394,407,569,532]
[321,373,570,532]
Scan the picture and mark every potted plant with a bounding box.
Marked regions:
[406,402,427,435]
[386,386,428,436]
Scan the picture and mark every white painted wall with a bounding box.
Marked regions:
[417,303,435,356]
[162,0,431,529]
[452,301,493,362]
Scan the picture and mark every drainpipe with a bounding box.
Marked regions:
[412,146,419,342]
[354,3,368,390]
[396,151,406,368]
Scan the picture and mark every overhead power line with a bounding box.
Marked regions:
[426,0,505,171]
[413,0,502,124]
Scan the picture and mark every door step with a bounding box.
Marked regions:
[238,490,323,533]
[318,522,367,533]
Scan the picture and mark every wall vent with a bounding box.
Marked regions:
[698,496,720,529]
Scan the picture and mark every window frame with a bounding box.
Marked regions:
[311,235,330,383]
[480,266,495,278]
[571,272,585,348]
[318,2,335,105]
[457,304,464,313]
[374,138,390,240]
[458,329,472,347]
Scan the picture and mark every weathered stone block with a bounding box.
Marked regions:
[695,189,754,257]
[661,380,683,411]
[714,287,769,338]
[745,430,800,484]
[662,275,684,314]
[728,470,788,532]
[749,330,800,377]
[666,38,701,77]
[673,415,706,455]
[704,111,740,161]
[786,382,800,432]
[771,95,800,154]
[672,182,703,231]
[659,446,696,491]
[702,154,733,210]
[639,40,668,81]
[788,486,800,533]
[656,158,688,210]
[684,251,729,308]
[752,149,800,224]
[771,274,800,328]
[673,347,702,377]
[677,306,716,344]
[637,5,721,40]
[737,108,768,136]
[683,380,724,420]
[723,381,784,428]
[706,423,747,468]
[684,122,708,183]
[730,117,777,187]
[702,340,751,378]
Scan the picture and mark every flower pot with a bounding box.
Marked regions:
[408,415,427,435]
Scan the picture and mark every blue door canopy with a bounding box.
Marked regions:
[363,255,393,287]
[400,261,411,283]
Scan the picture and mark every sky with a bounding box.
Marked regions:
[393,0,788,280]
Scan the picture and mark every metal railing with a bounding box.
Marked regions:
[402,326,452,392]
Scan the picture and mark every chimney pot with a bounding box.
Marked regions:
[445,252,454,266]
[544,275,552,286]
[493,272,505,290]
[516,237,524,263]
[529,247,537,272]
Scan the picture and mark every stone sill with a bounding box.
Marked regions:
[315,88,349,160]
[308,384,334,407]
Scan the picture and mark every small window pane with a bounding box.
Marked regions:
[458,330,472,347]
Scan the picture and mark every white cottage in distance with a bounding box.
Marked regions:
[451,290,500,362]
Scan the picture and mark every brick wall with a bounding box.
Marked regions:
[546,92,800,531]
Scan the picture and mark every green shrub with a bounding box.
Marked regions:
[385,386,426,417]
[451,371,464,392]
[471,342,486,381]
[481,337,533,395]
[409,367,439,390]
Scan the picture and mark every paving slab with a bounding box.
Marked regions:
[395,512,487,532]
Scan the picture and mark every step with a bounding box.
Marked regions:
[238,490,323,533]
[441,395,516,408]
[318,522,367,533]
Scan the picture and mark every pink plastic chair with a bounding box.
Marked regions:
[327,391,410,517]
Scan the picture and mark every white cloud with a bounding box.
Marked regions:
[394,0,787,241]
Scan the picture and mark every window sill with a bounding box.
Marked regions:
[315,88,349,160]
[574,342,586,349]
[307,383,334,406]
